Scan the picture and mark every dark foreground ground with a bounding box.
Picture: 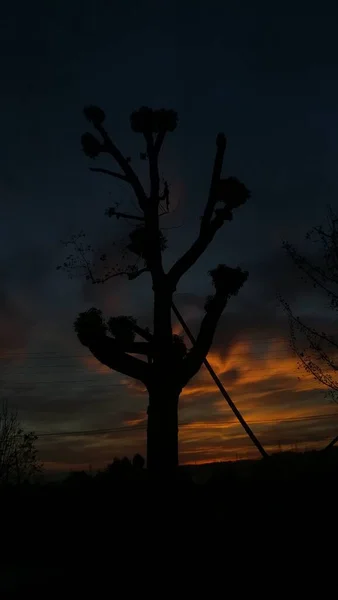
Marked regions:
[1,449,338,592]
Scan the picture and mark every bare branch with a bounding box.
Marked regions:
[201,133,227,231]
[74,309,150,383]
[99,267,149,284]
[105,206,144,221]
[73,235,95,283]
[94,123,148,208]
[132,324,153,342]
[283,241,338,306]
[167,134,229,288]
[284,300,338,353]
[89,167,128,181]
[84,335,150,383]
[144,131,160,201]
[290,317,338,394]
[180,293,227,386]
[0,400,40,484]
[154,130,166,154]
[279,294,338,399]
[58,230,150,285]
[280,208,338,400]
[168,209,231,289]
[121,341,152,355]
[180,266,248,386]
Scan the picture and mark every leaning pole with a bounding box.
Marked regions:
[171,301,268,459]
[323,434,338,452]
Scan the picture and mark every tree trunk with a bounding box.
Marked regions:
[146,386,179,474]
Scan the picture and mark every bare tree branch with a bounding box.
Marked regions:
[105,206,144,221]
[180,293,228,386]
[94,267,149,284]
[280,295,338,353]
[132,324,153,342]
[180,265,248,386]
[201,133,227,231]
[121,341,152,355]
[94,123,148,208]
[283,242,338,306]
[89,167,128,181]
[280,208,338,402]
[167,134,228,288]
[78,332,150,384]
[0,400,40,485]
[154,130,166,155]
[127,267,149,280]
[144,131,160,201]
[58,230,150,285]
[168,209,231,289]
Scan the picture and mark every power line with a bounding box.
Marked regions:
[0,364,317,386]
[0,353,303,372]
[0,364,331,386]
[0,351,315,376]
[0,364,306,385]
[0,337,299,359]
[36,423,148,438]
[33,411,338,441]
[0,379,128,386]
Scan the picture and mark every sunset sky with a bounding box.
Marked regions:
[1,0,338,472]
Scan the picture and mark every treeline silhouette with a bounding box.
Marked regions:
[1,448,337,592]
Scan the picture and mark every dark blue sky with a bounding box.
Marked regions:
[1,0,338,470]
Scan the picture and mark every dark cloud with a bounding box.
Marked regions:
[0,282,32,356]
[0,0,338,468]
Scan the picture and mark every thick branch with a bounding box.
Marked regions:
[168,134,227,288]
[168,211,229,288]
[180,292,227,386]
[80,334,150,384]
[94,123,148,208]
[179,265,248,386]
[154,130,166,155]
[201,133,227,231]
[121,341,152,355]
[132,324,153,342]
[141,143,165,282]
[144,132,160,201]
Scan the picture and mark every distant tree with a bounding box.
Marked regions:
[59,106,249,474]
[0,400,41,485]
[132,453,145,470]
[279,206,338,403]
[65,470,91,487]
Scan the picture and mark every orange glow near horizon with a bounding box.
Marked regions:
[81,354,112,375]
[70,333,338,468]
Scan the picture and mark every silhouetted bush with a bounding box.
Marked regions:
[132,453,145,469]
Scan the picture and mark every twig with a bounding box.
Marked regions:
[90,167,128,181]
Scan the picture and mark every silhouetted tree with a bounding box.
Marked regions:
[65,470,91,487]
[132,453,145,470]
[0,400,41,485]
[59,106,249,474]
[279,206,338,402]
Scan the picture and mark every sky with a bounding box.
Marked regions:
[1,0,338,472]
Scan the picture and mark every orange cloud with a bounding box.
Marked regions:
[80,354,114,375]
[123,415,147,427]
[57,333,338,469]
[177,336,338,462]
